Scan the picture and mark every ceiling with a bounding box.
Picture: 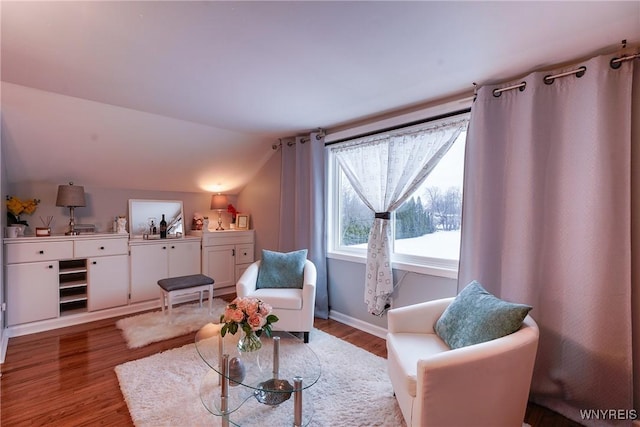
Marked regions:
[1,1,639,193]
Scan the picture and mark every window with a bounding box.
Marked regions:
[327,113,469,277]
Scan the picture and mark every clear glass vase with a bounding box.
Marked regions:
[237,330,262,352]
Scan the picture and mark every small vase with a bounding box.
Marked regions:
[12,224,26,237]
[237,330,262,352]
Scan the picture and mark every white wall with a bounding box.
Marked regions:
[237,149,282,256]
[4,182,240,236]
[327,258,457,330]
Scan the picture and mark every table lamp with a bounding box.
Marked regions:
[56,182,86,235]
[210,193,228,231]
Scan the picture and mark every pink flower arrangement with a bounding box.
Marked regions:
[220,297,279,338]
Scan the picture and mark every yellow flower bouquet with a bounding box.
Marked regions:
[6,196,40,226]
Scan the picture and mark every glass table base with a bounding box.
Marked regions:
[200,369,315,426]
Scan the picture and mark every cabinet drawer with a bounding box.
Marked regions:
[203,231,254,247]
[236,244,254,264]
[75,238,128,258]
[6,241,74,264]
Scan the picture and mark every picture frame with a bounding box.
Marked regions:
[236,214,250,230]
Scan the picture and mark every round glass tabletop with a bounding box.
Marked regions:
[195,323,321,393]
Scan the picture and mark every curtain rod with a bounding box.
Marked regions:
[492,50,639,97]
[272,130,325,150]
[610,52,640,68]
[492,66,587,97]
[324,108,471,147]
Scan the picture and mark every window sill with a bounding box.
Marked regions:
[327,251,459,279]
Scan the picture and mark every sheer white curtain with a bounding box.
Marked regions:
[278,131,328,318]
[333,118,467,315]
[459,53,634,425]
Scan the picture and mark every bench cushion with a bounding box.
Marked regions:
[157,274,214,292]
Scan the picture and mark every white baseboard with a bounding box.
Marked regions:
[5,300,160,339]
[328,309,388,340]
[0,329,8,365]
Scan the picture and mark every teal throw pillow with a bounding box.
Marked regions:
[256,249,308,289]
[434,280,532,349]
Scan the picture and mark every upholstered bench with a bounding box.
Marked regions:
[157,274,215,316]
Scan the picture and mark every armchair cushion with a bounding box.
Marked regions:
[386,332,450,397]
[256,249,308,289]
[435,280,532,349]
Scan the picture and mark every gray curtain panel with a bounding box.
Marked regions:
[459,53,634,425]
[278,132,328,319]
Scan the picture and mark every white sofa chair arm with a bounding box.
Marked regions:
[302,260,317,298]
[236,261,260,298]
[387,297,454,334]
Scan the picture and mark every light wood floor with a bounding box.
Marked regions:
[1,306,582,426]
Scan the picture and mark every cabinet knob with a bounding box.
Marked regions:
[48,265,53,269]
[171,245,175,249]
[100,246,105,250]
[92,261,97,265]
[162,246,167,250]
[39,250,44,254]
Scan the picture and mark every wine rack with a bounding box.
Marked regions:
[59,259,88,315]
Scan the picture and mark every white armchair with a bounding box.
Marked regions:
[386,297,539,427]
[236,259,317,343]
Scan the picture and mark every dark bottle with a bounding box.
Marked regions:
[160,214,167,239]
[150,220,157,235]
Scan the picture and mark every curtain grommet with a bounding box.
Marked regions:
[610,57,622,69]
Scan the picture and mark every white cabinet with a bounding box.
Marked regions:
[202,244,236,289]
[76,236,129,312]
[87,255,129,311]
[6,240,73,264]
[202,230,254,291]
[5,239,73,325]
[168,240,201,277]
[6,261,59,325]
[129,238,201,303]
[4,234,129,326]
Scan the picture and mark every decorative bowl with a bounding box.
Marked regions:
[254,379,294,405]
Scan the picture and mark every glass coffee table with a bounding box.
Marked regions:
[195,323,321,427]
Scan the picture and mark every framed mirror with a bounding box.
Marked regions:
[128,199,184,238]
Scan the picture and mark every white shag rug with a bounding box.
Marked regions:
[116,299,228,348]
[115,328,405,426]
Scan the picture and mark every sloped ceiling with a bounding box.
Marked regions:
[1,1,639,193]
